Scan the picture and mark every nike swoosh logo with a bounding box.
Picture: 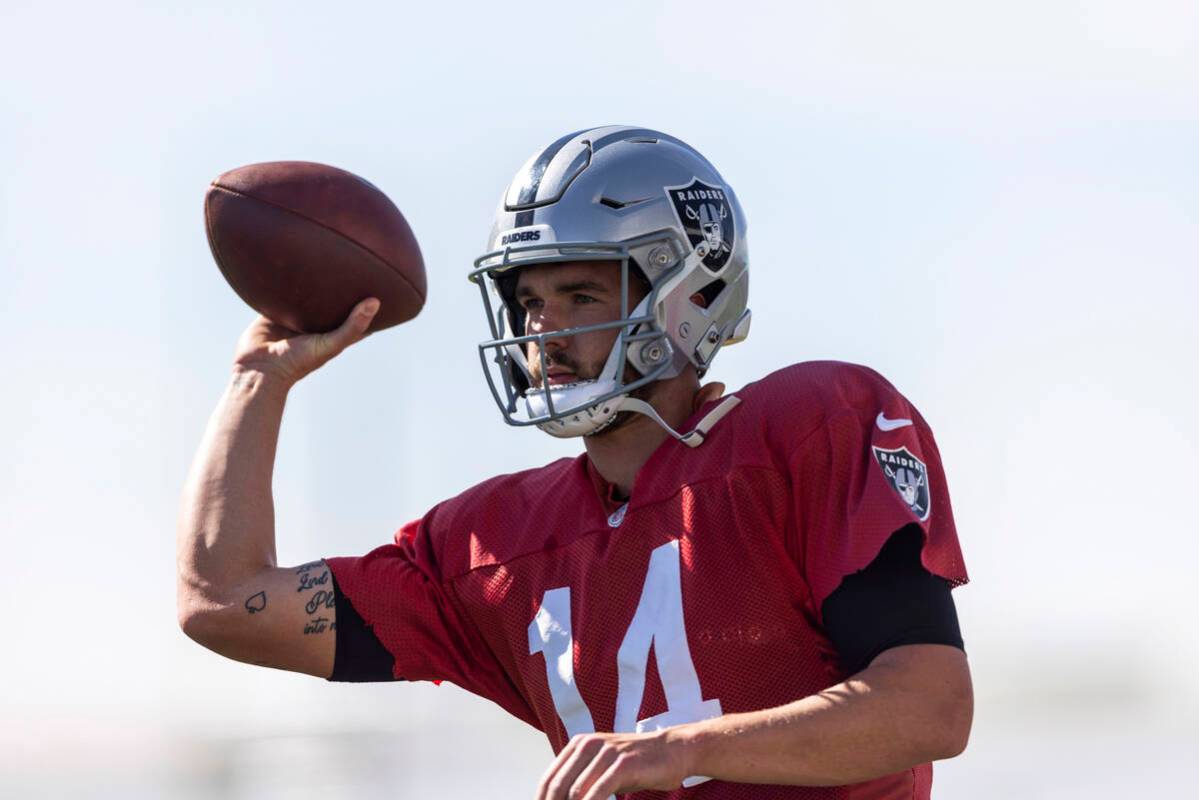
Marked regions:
[876,412,913,432]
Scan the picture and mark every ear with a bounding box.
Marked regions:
[692,381,726,412]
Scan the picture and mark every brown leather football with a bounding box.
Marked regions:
[205,161,426,334]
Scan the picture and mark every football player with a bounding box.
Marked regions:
[178,126,972,800]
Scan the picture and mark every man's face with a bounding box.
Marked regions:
[514,260,646,389]
[702,219,723,250]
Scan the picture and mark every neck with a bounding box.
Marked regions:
[583,409,674,499]
[583,371,722,498]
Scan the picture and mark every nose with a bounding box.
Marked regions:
[524,305,571,376]
[526,303,570,350]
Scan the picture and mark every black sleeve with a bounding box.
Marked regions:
[821,524,964,676]
[327,568,400,683]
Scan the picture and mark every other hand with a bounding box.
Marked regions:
[232,298,380,388]
[537,730,694,800]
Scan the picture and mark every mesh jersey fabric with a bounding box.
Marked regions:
[324,361,969,800]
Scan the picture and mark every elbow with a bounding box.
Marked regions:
[176,559,233,651]
[177,600,239,657]
[870,644,974,764]
[929,675,974,760]
[177,595,211,647]
[176,585,226,651]
[934,710,972,760]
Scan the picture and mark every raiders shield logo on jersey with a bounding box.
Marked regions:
[872,445,931,521]
[665,178,735,271]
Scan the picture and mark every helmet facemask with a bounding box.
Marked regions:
[470,239,679,438]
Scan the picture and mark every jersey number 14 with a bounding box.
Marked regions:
[528,540,721,786]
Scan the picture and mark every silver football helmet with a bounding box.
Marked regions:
[469,125,751,443]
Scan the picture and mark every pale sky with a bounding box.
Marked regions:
[2,1,1197,796]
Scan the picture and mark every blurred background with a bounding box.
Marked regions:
[2,0,1196,796]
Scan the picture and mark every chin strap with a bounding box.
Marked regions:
[614,395,742,448]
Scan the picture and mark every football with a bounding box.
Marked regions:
[204,161,426,334]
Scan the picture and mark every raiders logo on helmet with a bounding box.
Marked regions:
[872,445,931,522]
[665,178,735,271]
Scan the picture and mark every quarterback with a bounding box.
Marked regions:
[177,126,972,799]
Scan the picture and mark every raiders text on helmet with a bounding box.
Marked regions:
[468,126,751,444]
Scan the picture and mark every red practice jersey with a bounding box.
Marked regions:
[327,362,968,799]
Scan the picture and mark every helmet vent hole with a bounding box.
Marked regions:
[695,279,726,309]
[599,196,651,210]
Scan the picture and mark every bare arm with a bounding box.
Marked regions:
[677,644,972,785]
[175,299,379,677]
[538,644,972,800]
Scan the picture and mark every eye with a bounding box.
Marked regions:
[522,298,544,311]
[573,294,597,305]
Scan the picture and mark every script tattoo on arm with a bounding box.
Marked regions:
[295,563,338,635]
[303,617,338,635]
[297,568,330,592]
[304,589,336,615]
[245,591,267,614]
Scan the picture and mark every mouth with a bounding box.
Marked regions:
[545,370,577,386]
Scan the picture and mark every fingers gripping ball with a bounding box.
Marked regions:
[205,161,426,334]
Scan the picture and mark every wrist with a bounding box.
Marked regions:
[664,718,718,780]
[229,365,294,400]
